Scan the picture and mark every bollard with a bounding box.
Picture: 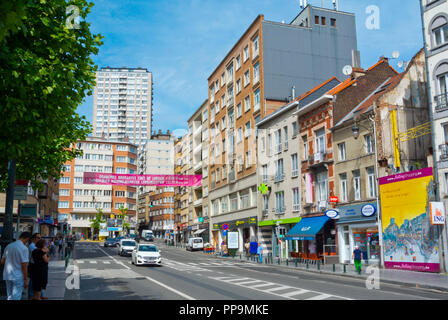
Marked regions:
[306,261,309,269]
[286,259,289,266]
[343,264,347,273]
[317,261,320,271]
[278,258,280,265]
[333,264,336,272]
[295,260,298,268]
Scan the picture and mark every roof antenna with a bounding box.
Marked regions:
[332,0,338,11]
[299,0,303,8]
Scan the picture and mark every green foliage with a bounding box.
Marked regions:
[90,209,105,233]
[0,0,103,190]
[117,206,131,232]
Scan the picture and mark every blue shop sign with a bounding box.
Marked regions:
[336,202,377,223]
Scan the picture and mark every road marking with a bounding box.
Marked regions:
[236,280,265,286]
[248,282,277,289]
[281,289,309,298]
[90,261,97,264]
[103,261,111,264]
[264,285,293,293]
[77,260,84,263]
[144,276,196,300]
[96,245,131,270]
[306,294,332,300]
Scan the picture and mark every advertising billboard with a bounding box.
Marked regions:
[227,232,239,249]
[379,168,440,273]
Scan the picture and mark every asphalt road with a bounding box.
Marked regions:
[64,240,448,301]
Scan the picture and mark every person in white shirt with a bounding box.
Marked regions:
[308,241,316,255]
[0,232,32,300]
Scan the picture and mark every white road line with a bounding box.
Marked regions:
[199,263,210,265]
[306,294,332,300]
[248,282,277,289]
[144,276,196,300]
[77,260,84,263]
[281,289,309,298]
[264,286,293,293]
[103,261,111,264]
[234,280,265,286]
[223,277,252,283]
[90,261,97,264]
[96,245,131,270]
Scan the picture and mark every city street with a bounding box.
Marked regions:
[64,240,447,300]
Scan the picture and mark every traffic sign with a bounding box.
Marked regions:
[223,230,228,237]
[222,223,229,231]
[14,186,27,200]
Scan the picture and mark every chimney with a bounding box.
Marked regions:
[292,86,296,100]
[351,67,366,79]
[379,55,388,63]
[158,129,162,135]
[167,129,170,135]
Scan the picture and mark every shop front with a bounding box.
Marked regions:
[335,202,379,264]
[285,215,336,261]
[212,216,257,253]
[258,217,302,259]
[38,216,59,237]
[192,222,210,244]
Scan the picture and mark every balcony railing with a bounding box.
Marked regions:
[435,93,448,112]
[276,207,286,214]
[275,173,285,183]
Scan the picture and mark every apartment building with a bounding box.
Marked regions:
[173,137,183,242]
[332,48,430,265]
[256,78,341,258]
[149,187,175,238]
[420,0,448,269]
[207,5,357,252]
[93,67,152,146]
[58,137,138,238]
[179,133,191,242]
[186,100,210,242]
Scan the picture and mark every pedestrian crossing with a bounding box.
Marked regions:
[162,259,247,272]
[76,259,113,265]
[208,275,351,300]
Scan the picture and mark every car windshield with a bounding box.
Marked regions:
[193,239,202,243]
[139,245,158,252]
[122,241,135,246]
[106,239,115,242]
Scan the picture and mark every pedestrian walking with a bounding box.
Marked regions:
[244,240,250,257]
[0,232,32,300]
[28,233,41,299]
[50,238,55,257]
[30,239,50,300]
[352,245,363,275]
[257,242,263,264]
[57,237,63,257]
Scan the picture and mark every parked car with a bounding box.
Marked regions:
[118,239,137,256]
[104,238,117,248]
[187,237,203,251]
[131,244,162,266]
[144,234,154,242]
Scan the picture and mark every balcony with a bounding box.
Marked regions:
[193,199,202,207]
[194,125,202,137]
[227,97,234,106]
[193,144,202,155]
[435,93,448,112]
[439,144,448,161]
[262,209,268,216]
[275,173,285,183]
[193,161,202,173]
[276,207,286,215]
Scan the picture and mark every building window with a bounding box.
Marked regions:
[438,73,448,95]
[237,127,243,143]
[254,88,261,112]
[365,134,373,154]
[275,159,284,182]
[340,173,348,202]
[338,142,346,161]
[292,122,298,137]
[316,171,328,208]
[262,195,269,215]
[433,21,448,47]
[58,201,69,208]
[244,95,251,112]
[245,121,251,137]
[244,70,250,87]
[275,129,282,154]
[321,17,326,25]
[292,188,300,211]
[284,126,288,150]
[59,189,70,196]
[237,103,242,118]
[262,165,268,182]
[275,191,285,214]
[367,167,376,198]
[243,45,249,62]
[315,16,320,24]
[353,170,361,201]
[315,128,326,154]
[303,136,308,160]
[292,153,299,177]
[60,177,70,184]
[252,36,259,58]
[253,62,260,84]
[236,78,242,94]
[331,18,336,27]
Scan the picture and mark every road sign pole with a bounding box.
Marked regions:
[16,200,21,239]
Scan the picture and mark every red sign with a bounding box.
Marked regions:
[15,180,29,186]
[329,196,339,203]
[222,223,229,231]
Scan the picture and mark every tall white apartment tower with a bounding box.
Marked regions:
[93,67,153,145]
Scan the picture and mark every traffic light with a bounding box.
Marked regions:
[63,224,68,234]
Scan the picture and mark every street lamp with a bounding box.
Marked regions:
[352,115,385,268]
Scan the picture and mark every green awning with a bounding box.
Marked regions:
[258,217,302,227]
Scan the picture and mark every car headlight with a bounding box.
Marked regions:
[137,255,143,259]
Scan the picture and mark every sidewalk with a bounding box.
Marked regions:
[166,242,448,292]
[44,253,68,300]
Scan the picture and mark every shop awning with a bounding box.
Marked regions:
[285,216,330,241]
[194,229,206,235]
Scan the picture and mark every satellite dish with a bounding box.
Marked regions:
[392,51,400,59]
[342,65,353,76]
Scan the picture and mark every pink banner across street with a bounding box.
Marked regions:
[83,172,202,186]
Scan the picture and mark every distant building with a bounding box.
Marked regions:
[92,67,153,146]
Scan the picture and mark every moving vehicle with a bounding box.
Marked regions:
[104,238,117,248]
[131,244,162,266]
[187,237,203,251]
[144,234,154,242]
[118,239,137,256]
[141,230,154,239]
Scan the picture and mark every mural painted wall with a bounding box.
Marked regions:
[379,168,440,273]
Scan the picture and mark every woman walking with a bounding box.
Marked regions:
[30,239,50,300]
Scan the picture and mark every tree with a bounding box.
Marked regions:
[117,206,131,233]
[0,0,29,42]
[90,209,105,237]
[0,0,103,191]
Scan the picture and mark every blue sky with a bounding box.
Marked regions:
[78,0,424,133]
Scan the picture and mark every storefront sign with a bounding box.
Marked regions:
[329,196,339,203]
[325,210,339,219]
[336,202,377,223]
[83,172,201,187]
[258,217,301,227]
[361,204,376,217]
[379,168,440,273]
[213,217,258,230]
[227,232,239,249]
[430,202,446,225]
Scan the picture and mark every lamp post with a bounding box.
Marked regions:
[352,115,385,268]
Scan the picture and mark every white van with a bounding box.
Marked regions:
[187,237,203,251]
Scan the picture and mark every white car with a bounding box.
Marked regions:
[118,239,137,256]
[131,244,162,266]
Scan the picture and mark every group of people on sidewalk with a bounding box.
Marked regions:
[0,232,68,300]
